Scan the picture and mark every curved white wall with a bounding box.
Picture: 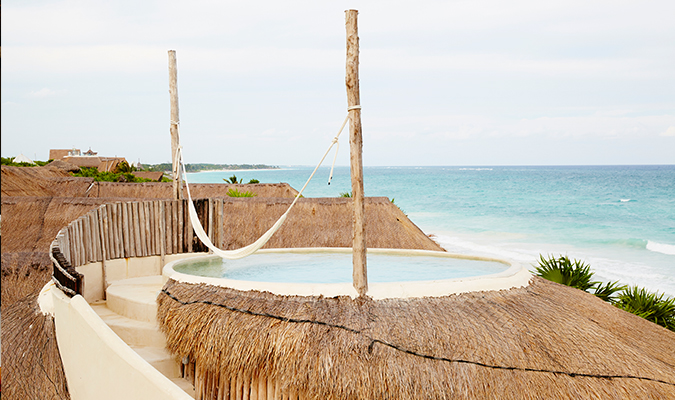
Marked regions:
[39,282,192,400]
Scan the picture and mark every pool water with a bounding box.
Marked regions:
[174,252,510,284]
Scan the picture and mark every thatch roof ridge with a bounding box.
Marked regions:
[157,277,675,399]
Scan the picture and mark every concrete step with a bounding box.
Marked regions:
[132,345,182,379]
[106,275,165,323]
[91,304,167,348]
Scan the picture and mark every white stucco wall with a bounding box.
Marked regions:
[39,282,192,400]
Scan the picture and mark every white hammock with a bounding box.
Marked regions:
[176,107,358,259]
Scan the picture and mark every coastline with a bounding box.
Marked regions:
[185,165,675,297]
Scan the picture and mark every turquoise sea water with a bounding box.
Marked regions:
[187,165,675,295]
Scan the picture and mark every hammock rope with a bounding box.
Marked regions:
[176,106,359,260]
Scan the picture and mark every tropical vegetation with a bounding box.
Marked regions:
[226,188,256,197]
[533,254,675,331]
[1,156,52,167]
[72,167,154,183]
[223,174,259,184]
[143,163,278,172]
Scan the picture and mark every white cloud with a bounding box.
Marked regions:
[2,0,674,166]
[25,88,60,98]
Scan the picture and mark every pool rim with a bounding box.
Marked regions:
[162,248,532,299]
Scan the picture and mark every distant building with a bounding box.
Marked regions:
[48,147,126,172]
[49,149,72,160]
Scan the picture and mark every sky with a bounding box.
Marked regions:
[2,0,674,166]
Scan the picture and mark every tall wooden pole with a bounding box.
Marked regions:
[168,50,182,200]
[346,10,368,297]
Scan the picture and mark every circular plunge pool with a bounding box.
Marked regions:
[173,249,511,284]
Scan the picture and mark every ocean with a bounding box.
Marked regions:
[187,165,675,296]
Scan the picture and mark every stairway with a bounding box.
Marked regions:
[91,275,195,398]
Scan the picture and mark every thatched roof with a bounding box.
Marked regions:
[63,155,104,169]
[47,159,81,172]
[1,251,52,310]
[217,197,443,251]
[85,182,299,199]
[1,196,117,254]
[1,165,299,198]
[157,277,675,399]
[1,165,91,197]
[1,291,71,399]
[132,171,164,181]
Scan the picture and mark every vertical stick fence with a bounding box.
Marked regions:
[51,199,214,297]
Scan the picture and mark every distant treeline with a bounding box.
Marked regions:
[141,163,279,172]
[1,157,51,167]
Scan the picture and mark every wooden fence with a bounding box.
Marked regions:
[51,198,222,297]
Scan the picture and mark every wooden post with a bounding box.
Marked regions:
[97,207,108,297]
[169,50,183,200]
[160,201,166,267]
[346,9,368,296]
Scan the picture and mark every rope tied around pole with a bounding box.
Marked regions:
[328,104,361,185]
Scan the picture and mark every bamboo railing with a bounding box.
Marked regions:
[51,198,221,297]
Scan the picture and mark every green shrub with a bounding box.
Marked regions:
[533,254,675,331]
[615,286,675,331]
[339,191,352,198]
[593,280,626,303]
[1,157,52,167]
[224,175,243,184]
[115,160,136,174]
[226,188,256,197]
[71,167,151,182]
[248,179,260,184]
[532,255,597,292]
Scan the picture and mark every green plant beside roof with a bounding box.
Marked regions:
[533,255,597,291]
[224,175,259,184]
[614,286,675,331]
[533,254,674,331]
[226,188,256,197]
[224,174,243,184]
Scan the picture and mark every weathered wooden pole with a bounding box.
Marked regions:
[168,50,183,200]
[346,9,368,297]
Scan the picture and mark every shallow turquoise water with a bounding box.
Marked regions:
[175,253,509,283]
[187,165,675,295]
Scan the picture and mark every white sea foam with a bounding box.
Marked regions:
[619,199,632,202]
[428,232,675,295]
[432,234,539,263]
[646,241,675,256]
[458,168,493,171]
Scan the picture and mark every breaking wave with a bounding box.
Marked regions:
[646,241,675,256]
